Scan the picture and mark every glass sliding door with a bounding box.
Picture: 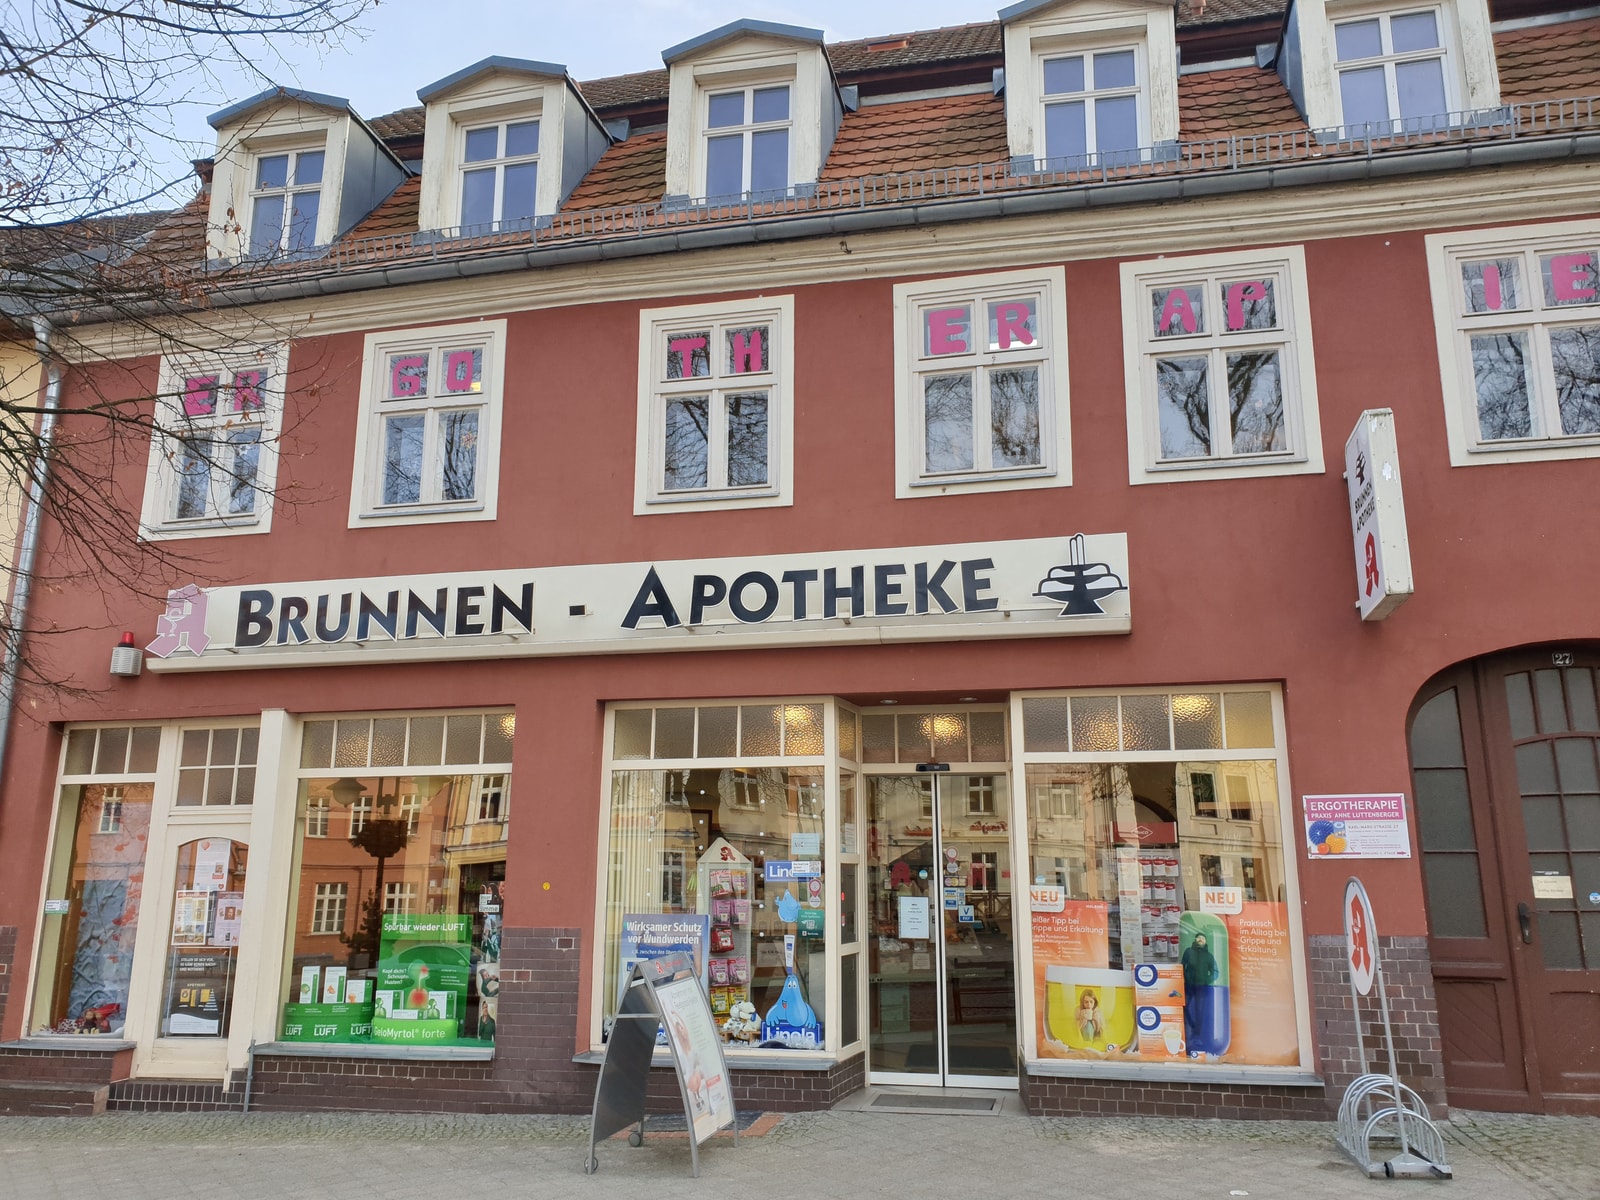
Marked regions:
[867,773,1017,1086]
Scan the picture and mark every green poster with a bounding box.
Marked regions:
[372,913,472,1045]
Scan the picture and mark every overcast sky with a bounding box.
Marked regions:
[153,0,995,203]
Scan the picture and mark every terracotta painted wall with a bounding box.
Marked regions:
[2,222,1597,1045]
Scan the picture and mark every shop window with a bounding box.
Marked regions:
[600,701,830,1053]
[140,347,287,540]
[635,296,795,513]
[159,838,248,1038]
[859,709,1010,765]
[282,710,514,1047]
[1018,688,1306,1070]
[1120,246,1325,484]
[176,726,259,806]
[349,320,508,527]
[30,726,162,1036]
[1426,221,1600,465]
[892,268,1071,498]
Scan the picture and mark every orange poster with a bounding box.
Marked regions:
[1222,901,1299,1066]
[1030,889,1136,1059]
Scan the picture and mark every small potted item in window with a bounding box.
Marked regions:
[712,925,735,954]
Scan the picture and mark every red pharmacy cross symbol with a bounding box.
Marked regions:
[1349,896,1372,976]
[1363,533,1380,597]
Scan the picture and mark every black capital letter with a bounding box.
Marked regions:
[621,567,681,629]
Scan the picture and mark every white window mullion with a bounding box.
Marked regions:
[709,389,730,490]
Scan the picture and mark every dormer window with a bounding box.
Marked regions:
[460,119,540,231]
[706,85,790,199]
[1041,48,1142,166]
[1334,8,1451,131]
[248,148,324,256]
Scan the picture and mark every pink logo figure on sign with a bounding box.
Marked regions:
[147,584,211,658]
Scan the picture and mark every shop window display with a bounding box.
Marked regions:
[31,726,162,1036]
[603,703,830,1051]
[283,712,513,1046]
[1021,691,1303,1068]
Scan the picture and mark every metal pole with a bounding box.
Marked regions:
[1374,962,1412,1158]
[0,318,63,790]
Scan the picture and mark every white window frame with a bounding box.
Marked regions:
[305,798,329,838]
[1425,219,1600,466]
[140,345,288,540]
[348,319,508,527]
[1331,4,1457,132]
[1120,245,1325,485]
[474,773,509,823]
[892,266,1072,499]
[700,81,793,200]
[246,145,326,257]
[1035,41,1149,169]
[349,795,372,835]
[98,788,125,834]
[310,882,347,935]
[634,295,795,514]
[384,880,417,915]
[457,116,541,231]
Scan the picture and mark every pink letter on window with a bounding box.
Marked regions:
[443,350,478,392]
[232,370,264,412]
[1550,253,1598,303]
[390,356,427,397]
[730,328,765,374]
[668,335,708,376]
[926,308,969,355]
[183,375,218,416]
[993,302,1034,349]
[1157,289,1198,334]
[1226,280,1269,331]
[1480,264,1504,311]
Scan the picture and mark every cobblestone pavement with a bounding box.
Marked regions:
[0,1106,1594,1200]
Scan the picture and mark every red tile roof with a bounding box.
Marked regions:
[828,22,1003,77]
[1495,16,1600,102]
[1176,0,1289,27]
[581,68,671,111]
[346,176,421,238]
[821,91,1007,179]
[1178,66,1305,138]
[561,130,668,210]
[368,107,424,140]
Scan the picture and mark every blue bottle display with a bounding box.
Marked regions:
[1178,911,1230,1057]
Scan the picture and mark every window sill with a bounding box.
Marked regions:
[140,517,268,541]
[1,1037,137,1052]
[1456,435,1600,467]
[1132,454,1322,485]
[255,1041,495,1062]
[352,501,496,527]
[635,488,792,515]
[897,467,1066,499]
[1024,1058,1321,1086]
[576,1048,842,1072]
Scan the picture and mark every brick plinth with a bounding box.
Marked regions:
[1022,1071,1328,1118]
[107,1078,245,1112]
[1309,934,1447,1114]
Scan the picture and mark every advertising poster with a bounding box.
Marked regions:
[1222,902,1299,1065]
[1031,890,1128,1059]
[897,895,930,940]
[193,839,231,891]
[620,913,710,989]
[170,890,211,946]
[210,891,243,947]
[1303,793,1412,859]
[1133,963,1186,1058]
[164,952,228,1036]
[372,913,470,1045]
[655,976,734,1145]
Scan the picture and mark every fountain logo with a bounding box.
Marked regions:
[1034,533,1128,616]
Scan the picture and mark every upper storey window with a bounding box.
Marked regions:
[416,58,611,236]
[705,85,790,199]
[460,119,540,231]
[661,20,842,204]
[248,148,324,256]
[205,88,405,263]
[1041,48,1142,166]
[1000,0,1179,171]
[1426,220,1600,466]
[1334,8,1451,130]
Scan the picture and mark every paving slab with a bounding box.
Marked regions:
[0,1106,1594,1200]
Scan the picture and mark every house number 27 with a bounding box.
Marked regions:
[1553,652,1575,666]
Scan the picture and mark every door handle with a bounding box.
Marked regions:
[1517,902,1533,945]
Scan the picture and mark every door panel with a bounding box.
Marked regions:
[939,775,1016,1079]
[1410,649,1600,1115]
[867,776,939,1077]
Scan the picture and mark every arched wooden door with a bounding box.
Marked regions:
[1409,646,1600,1114]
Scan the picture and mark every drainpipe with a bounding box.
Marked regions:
[0,318,64,783]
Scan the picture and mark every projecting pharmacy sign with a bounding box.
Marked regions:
[145,532,1130,671]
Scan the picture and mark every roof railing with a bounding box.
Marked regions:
[308,93,1595,273]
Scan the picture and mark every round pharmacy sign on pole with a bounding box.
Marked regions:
[1344,877,1378,996]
